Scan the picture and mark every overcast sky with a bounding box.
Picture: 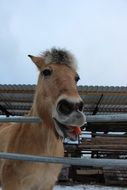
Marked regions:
[0,0,127,86]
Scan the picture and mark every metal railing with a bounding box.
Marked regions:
[0,114,127,123]
[0,152,127,168]
[0,114,127,168]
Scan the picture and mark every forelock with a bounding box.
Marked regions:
[41,48,77,70]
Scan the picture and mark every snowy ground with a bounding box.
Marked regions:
[54,185,127,190]
[0,184,126,190]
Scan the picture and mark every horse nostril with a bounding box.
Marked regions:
[57,99,84,115]
[57,99,74,115]
[77,101,84,111]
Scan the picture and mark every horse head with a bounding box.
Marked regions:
[29,48,86,141]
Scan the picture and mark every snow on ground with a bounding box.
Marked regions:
[0,184,126,190]
[54,185,127,190]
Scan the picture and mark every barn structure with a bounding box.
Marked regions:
[0,84,127,186]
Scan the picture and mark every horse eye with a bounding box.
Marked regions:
[41,68,52,77]
[75,74,80,82]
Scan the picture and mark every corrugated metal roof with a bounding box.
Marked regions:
[0,85,127,116]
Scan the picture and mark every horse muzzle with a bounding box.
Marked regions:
[53,98,86,141]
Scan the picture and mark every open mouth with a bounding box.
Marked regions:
[53,118,81,141]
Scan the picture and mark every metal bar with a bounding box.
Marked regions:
[0,105,12,117]
[0,116,41,123]
[0,114,127,123]
[0,152,127,168]
[86,114,127,123]
[92,94,103,115]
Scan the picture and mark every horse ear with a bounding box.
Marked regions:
[28,55,45,69]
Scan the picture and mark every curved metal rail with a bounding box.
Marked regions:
[0,152,127,168]
[0,114,127,123]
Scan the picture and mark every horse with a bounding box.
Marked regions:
[0,48,86,190]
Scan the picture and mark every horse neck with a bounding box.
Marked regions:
[28,105,63,156]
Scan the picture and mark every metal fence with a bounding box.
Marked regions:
[0,152,127,168]
[0,114,127,168]
[0,114,127,123]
